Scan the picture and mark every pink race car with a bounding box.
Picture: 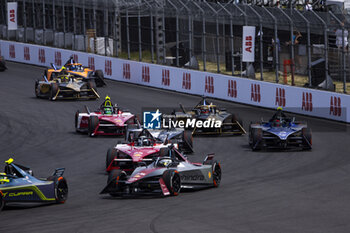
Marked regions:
[75,105,138,137]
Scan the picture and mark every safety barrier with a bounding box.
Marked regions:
[0,40,349,123]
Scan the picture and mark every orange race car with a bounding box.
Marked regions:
[45,56,106,87]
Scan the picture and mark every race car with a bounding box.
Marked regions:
[249,108,312,150]
[172,97,245,135]
[101,146,221,197]
[46,56,106,87]
[35,73,100,100]
[0,56,7,71]
[126,126,193,153]
[0,158,68,211]
[105,129,185,174]
[75,104,137,137]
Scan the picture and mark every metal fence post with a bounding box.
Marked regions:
[329,11,346,93]
[62,1,66,48]
[73,0,76,50]
[262,7,278,83]
[192,1,206,71]
[311,10,328,90]
[23,0,27,43]
[93,2,96,53]
[104,0,108,56]
[278,8,294,85]
[42,0,45,45]
[138,5,142,61]
[248,5,263,80]
[82,1,86,52]
[295,10,311,87]
[32,0,35,42]
[126,9,130,60]
[52,0,56,47]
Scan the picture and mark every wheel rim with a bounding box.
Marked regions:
[213,164,221,187]
[171,173,181,195]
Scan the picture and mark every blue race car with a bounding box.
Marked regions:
[249,108,312,151]
[0,158,68,211]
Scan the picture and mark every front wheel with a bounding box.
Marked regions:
[0,192,5,211]
[50,83,59,101]
[88,116,99,137]
[106,147,118,169]
[35,80,40,98]
[162,170,181,196]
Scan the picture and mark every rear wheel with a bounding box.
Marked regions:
[180,130,193,153]
[35,80,40,98]
[0,192,5,211]
[94,70,105,87]
[106,147,118,169]
[50,83,59,101]
[54,177,68,204]
[162,170,181,196]
[302,127,312,150]
[251,128,262,151]
[88,116,99,137]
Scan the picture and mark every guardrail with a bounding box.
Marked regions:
[1,40,348,123]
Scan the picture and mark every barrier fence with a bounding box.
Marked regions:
[1,0,350,94]
[1,39,348,123]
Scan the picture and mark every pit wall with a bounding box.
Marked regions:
[1,40,348,123]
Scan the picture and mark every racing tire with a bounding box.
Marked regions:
[94,70,105,87]
[54,177,68,204]
[162,170,181,196]
[107,169,126,197]
[106,147,118,169]
[88,116,99,137]
[87,80,98,99]
[203,159,222,187]
[302,127,312,150]
[251,128,262,151]
[35,80,40,98]
[231,114,244,135]
[75,110,80,132]
[0,56,7,71]
[0,192,4,211]
[49,83,59,101]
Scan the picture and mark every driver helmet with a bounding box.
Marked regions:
[157,158,172,167]
[104,107,113,115]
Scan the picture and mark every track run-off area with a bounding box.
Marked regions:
[1,61,350,233]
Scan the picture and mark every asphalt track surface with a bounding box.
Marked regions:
[1,61,350,233]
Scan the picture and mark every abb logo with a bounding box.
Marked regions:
[38,49,45,63]
[9,10,15,23]
[88,57,95,71]
[182,73,191,90]
[275,88,286,107]
[228,80,237,98]
[251,84,261,102]
[55,51,61,66]
[142,66,150,83]
[162,69,170,86]
[9,45,15,58]
[105,60,112,76]
[245,36,253,53]
[123,63,130,79]
[302,92,313,112]
[24,47,30,61]
[205,76,214,94]
[330,96,341,117]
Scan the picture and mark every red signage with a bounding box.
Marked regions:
[251,83,261,102]
[275,87,286,107]
[302,92,313,112]
[142,66,150,83]
[205,76,214,94]
[24,47,30,61]
[38,49,45,63]
[88,57,95,71]
[228,80,237,98]
[330,96,341,117]
[182,73,191,90]
[162,69,170,86]
[9,10,15,23]
[55,51,61,66]
[9,44,15,58]
[105,60,112,76]
[123,63,130,79]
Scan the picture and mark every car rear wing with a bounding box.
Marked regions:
[52,168,65,177]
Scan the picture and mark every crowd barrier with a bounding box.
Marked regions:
[1,40,348,123]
